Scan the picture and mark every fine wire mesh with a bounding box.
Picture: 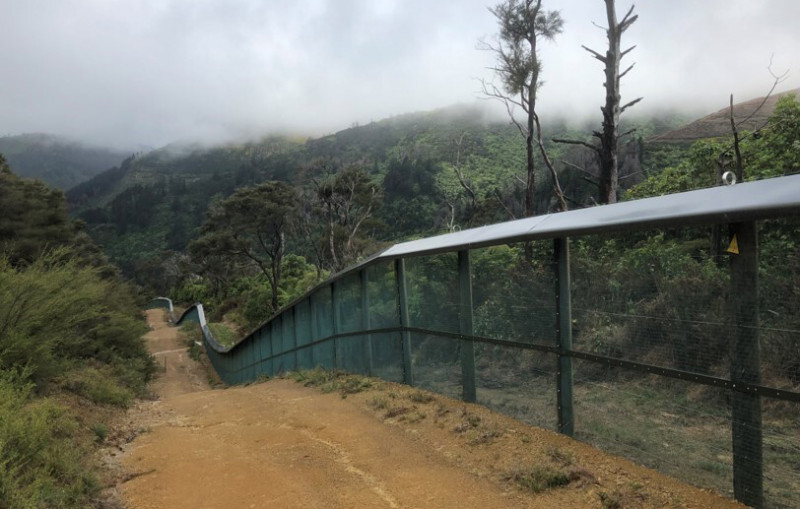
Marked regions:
[271,314,286,375]
[754,218,800,508]
[404,253,461,397]
[366,262,403,382]
[295,298,314,370]
[471,241,558,430]
[757,218,800,391]
[335,274,365,373]
[206,210,799,508]
[312,286,335,369]
[282,309,296,372]
[475,345,558,431]
[572,359,734,495]
[472,242,557,347]
[570,228,732,378]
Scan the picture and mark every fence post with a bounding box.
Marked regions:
[729,221,763,508]
[291,306,298,372]
[360,269,374,376]
[331,283,340,370]
[395,258,414,386]
[458,250,476,403]
[555,237,574,436]
[310,294,319,368]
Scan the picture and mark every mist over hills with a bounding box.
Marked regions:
[0,133,130,190]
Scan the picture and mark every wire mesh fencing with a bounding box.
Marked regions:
[167,179,800,509]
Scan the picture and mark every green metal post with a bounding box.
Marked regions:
[361,269,374,376]
[555,237,574,436]
[395,258,413,386]
[331,283,340,369]
[729,221,763,508]
[458,250,476,403]
[291,306,298,372]
[310,294,319,368]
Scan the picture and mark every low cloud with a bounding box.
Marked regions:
[0,0,797,149]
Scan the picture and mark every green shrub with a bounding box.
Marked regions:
[0,373,98,508]
[60,367,135,407]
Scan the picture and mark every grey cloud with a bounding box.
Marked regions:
[0,0,797,149]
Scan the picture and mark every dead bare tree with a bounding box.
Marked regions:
[554,0,642,204]
[480,0,568,215]
[710,59,789,260]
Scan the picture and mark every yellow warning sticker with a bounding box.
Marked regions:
[726,234,739,254]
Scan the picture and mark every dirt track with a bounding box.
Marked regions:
[118,310,743,508]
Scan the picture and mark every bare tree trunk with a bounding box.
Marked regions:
[574,1,640,205]
[598,1,640,204]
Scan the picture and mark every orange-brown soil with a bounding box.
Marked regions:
[115,309,743,508]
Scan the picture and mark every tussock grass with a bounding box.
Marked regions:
[287,368,374,398]
[504,464,571,493]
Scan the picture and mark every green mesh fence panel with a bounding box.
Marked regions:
[475,345,558,431]
[336,273,362,334]
[572,358,734,497]
[295,298,314,370]
[405,253,460,335]
[184,192,800,509]
[370,332,404,383]
[271,315,285,374]
[472,242,556,346]
[282,309,297,372]
[410,332,461,400]
[312,286,335,369]
[257,326,271,376]
[763,410,800,509]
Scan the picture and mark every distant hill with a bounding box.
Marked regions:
[649,88,800,144]
[0,133,129,189]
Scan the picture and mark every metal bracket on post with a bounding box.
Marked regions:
[395,258,413,386]
[458,250,476,403]
[360,269,374,376]
[555,237,574,437]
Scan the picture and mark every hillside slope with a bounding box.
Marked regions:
[649,87,800,144]
[0,133,129,189]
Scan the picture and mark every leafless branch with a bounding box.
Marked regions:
[533,112,568,211]
[553,138,598,152]
[735,54,790,128]
[562,160,600,183]
[619,63,635,79]
[620,45,637,58]
[582,45,607,63]
[493,189,517,220]
[620,97,643,114]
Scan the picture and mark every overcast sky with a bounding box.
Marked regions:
[0,0,798,149]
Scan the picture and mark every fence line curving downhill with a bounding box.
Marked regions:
[148,174,800,509]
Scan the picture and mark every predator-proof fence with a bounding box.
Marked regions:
[151,175,800,509]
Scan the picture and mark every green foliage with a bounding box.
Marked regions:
[0,251,154,395]
[629,94,800,200]
[0,372,99,508]
[310,161,383,272]
[190,180,297,311]
[207,322,237,349]
[0,157,73,264]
